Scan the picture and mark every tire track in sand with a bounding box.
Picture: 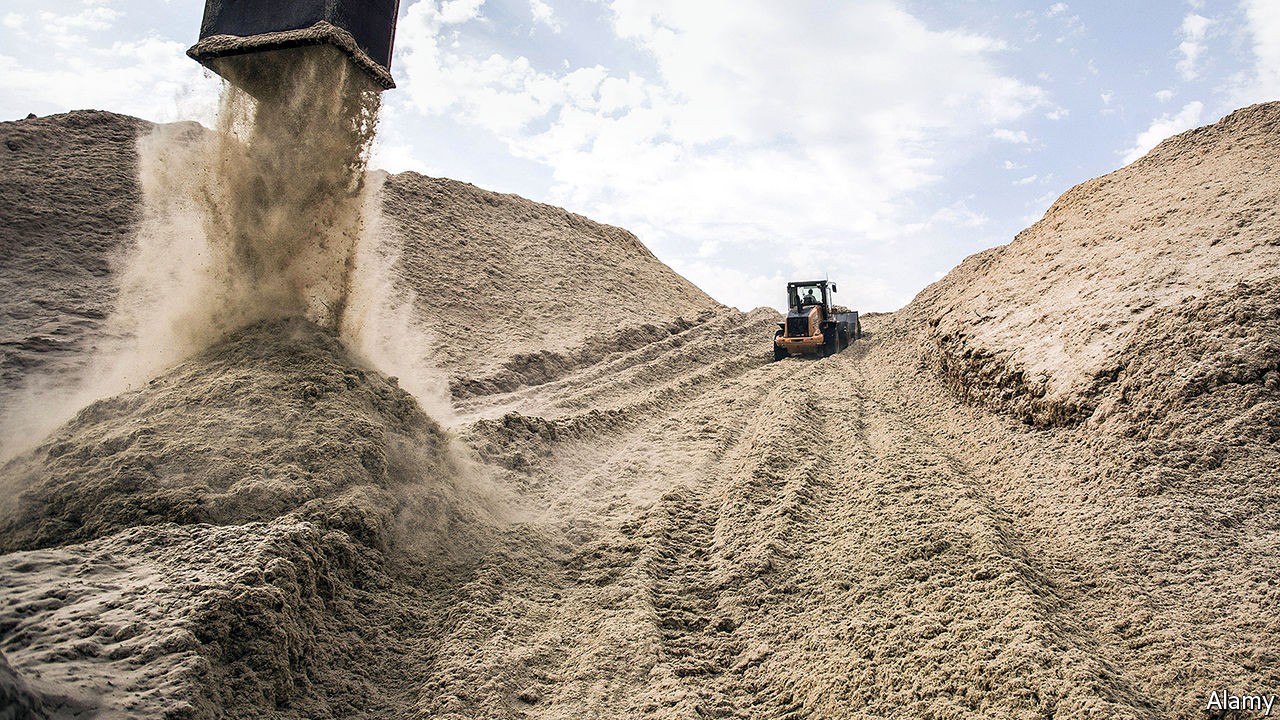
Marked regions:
[720,337,1158,719]
[412,332,792,719]
[417,323,1161,719]
[620,350,861,719]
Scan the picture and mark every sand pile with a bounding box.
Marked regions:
[0,318,502,718]
[902,101,1280,429]
[875,101,1280,717]
[363,173,723,399]
[0,112,146,422]
[0,319,447,552]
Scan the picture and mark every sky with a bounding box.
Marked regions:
[1,1,1277,312]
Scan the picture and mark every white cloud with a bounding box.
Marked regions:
[991,128,1030,143]
[1155,88,1175,102]
[1045,2,1084,42]
[2,13,24,30]
[1176,13,1213,80]
[1239,0,1280,101]
[926,202,988,229]
[440,0,485,25]
[1013,174,1038,185]
[395,0,1046,310]
[1002,160,1026,170]
[675,261,787,312]
[529,0,561,33]
[39,6,121,47]
[0,32,217,122]
[1121,100,1204,164]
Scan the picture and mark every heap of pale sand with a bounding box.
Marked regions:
[875,101,1280,717]
[902,101,1280,429]
[0,318,506,718]
[375,172,723,398]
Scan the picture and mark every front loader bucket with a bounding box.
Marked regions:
[187,0,400,90]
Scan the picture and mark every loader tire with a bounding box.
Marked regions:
[773,331,788,361]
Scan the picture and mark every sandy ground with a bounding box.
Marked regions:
[1,104,1278,719]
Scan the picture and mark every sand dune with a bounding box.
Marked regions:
[1,103,1278,719]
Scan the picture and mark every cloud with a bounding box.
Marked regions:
[1155,88,1175,102]
[370,140,432,174]
[991,128,1030,143]
[1121,100,1204,164]
[0,28,217,123]
[1176,13,1213,80]
[1044,2,1084,42]
[1013,174,1038,185]
[676,261,788,312]
[529,0,561,33]
[1239,0,1280,100]
[39,5,121,47]
[394,0,1046,310]
[440,0,485,24]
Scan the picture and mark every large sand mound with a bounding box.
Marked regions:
[376,173,722,397]
[0,318,503,718]
[0,318,447,552]
[903,101,1280,430]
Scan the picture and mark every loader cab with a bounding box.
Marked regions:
[787,281,835,313]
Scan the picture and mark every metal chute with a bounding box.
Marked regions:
[187,0,400,91]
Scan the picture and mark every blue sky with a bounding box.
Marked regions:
[1,1,1277,311]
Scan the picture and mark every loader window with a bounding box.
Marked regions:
[790,285,825,308]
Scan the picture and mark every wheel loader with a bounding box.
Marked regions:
[187,0,401,91]
[773,280,861,361]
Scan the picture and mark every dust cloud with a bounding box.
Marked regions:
[0,44,405,458]
[197,45,381,333]
[339,175,459,422]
